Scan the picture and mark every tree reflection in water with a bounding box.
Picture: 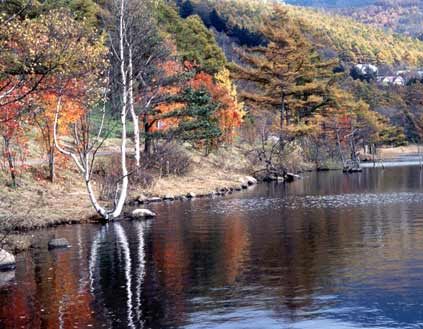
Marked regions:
[3,167,423,328]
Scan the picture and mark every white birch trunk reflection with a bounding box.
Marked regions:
[134,221,150,325]
[115,223,135,329]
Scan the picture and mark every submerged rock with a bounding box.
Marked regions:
[131,208,156,219]
[0,249,16,271]
[48,238,70,250]
[0,270,15,286]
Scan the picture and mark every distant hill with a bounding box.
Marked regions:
[185,0,423,66]
[286,5,423,66]
[285,0,423,38]
[284,0,377,8]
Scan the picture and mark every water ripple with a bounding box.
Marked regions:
[211,192,423,214]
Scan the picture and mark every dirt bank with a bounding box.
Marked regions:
[376,145,423,159]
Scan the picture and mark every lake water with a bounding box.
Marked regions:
[2,165,423,328]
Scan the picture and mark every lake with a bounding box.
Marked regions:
[2,165,423,328]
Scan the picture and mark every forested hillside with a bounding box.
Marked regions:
[285,0,423,39]
[187,0,423,66]
[284,0,376,7]
[336,1,423,38]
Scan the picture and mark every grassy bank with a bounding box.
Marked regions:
[0,145,257,252]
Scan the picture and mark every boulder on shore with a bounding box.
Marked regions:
[0,249,16,271]
[239,178,248,189]
[136,194,148,204]
[187,192,196,199]
[131,208,156,219]
[245,176,258,185]
[147,197,162,203]
[48,238,70,250]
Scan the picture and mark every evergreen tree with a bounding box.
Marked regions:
[162,87,222,145]
[158,4,227,74]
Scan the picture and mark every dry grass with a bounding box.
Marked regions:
[130,145,252,197]
[144,167,246,197]
[377,145,422,159]
[0,167,93,232]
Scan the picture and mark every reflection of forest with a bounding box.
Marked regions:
[0,225,96,328]
[2,166,423,328]
[148,166,423,325]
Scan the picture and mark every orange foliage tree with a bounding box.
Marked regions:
[146,61,244,151]
[0,90,28,187]
[33,85,85,182]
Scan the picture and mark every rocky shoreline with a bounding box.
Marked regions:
[132,175,258,206]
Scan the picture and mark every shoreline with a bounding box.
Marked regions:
[4,144,420,253]
[0,174,261,254]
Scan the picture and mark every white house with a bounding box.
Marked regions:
[377,76,405,86]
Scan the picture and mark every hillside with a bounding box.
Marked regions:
[188,0,423,66]
[336,2,423,38]
[287,5,423,66]
[284,0,377,8]
[284,0,423,38]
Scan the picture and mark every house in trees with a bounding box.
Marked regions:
[377,76,406,86]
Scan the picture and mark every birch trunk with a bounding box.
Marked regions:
[111,0,129,218]
[128,46,141,167]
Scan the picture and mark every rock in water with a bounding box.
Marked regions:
[285,173,301,182]
[48,238,70,250]
[163,195,175,201]
[245,176,258,185]
[186,192,196,199]
[131,208,156,219]
[0,250,16,271]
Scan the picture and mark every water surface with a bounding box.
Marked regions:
[2,166,423,328]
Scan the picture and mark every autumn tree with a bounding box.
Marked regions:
[232,5,336,149]
[139,58,189,154]
[144,64,244,153]
[33,89,84,182]
[190,70,244,145]
[0,9,106,185]
[0,93,27,187]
